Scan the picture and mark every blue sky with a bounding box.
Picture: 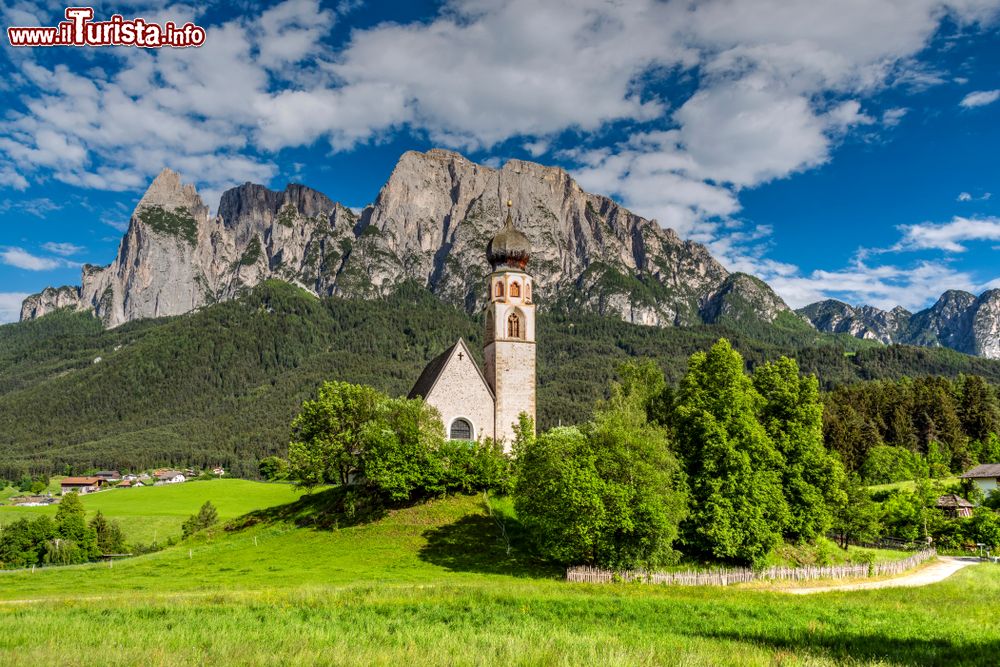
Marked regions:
[1,0,999,322]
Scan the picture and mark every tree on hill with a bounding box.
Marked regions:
[0,516,55,569]
[89,511,127,554]
[289,381,386,488]
[258,455,288,481]
[958,374,999,445]
[515,365,688,569]
[46,492,99,565]
[287,380,510,502]
[832,475,881,549]
[182,501,219,538]
[753,356,846,542]
[672,339,789,566]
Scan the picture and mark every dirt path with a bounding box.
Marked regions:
[785,557,979,594]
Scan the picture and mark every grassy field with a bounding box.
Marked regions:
[867,477,960,494]
[1,484,998,665]
[0,479,308,543]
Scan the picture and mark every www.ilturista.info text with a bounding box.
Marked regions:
[7,7,206,48]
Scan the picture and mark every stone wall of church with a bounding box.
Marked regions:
[487,340,536,449]
[425,350,495,443]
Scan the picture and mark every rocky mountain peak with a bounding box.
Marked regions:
[137,167,207,217]
[799,288,999,359]
[17,148,1000,361]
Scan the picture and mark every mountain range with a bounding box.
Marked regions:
[797,291,1000,359]
[18,149,1000,359]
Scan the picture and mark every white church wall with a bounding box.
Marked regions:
[425,347,495,443]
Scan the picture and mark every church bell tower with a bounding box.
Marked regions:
[484,201,536,448]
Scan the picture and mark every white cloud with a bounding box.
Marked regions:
[0,165,28,190]
[0,247,68,271]
[882,107,909,127]
[0,292,30,324]
[568,132,739,238]
[3,0,1000,314]
[751,258,981,311]
[0,197,62,218]
[958,192,973,201]
[3,0,997,209]
[41,242,85,256]
[960,89,1000,107]
[893,216,1000,252]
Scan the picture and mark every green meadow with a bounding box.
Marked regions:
[0,479,307,543]
[1,481,998,665]
[866,477,961,494]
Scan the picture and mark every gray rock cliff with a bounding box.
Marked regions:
[798,289,1000,359]
[24,150,788,331]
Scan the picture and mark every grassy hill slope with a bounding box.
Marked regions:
[4,280,1000,476]
[0,486,997,666]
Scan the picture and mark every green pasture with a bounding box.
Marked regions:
[1,483,998,665]
[0,479,307,544]
[866,476,960,494]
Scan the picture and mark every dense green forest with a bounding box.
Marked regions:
[823,375,1000,481]
[3,280,1000,478]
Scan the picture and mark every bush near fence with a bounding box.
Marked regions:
[566,549,936,585]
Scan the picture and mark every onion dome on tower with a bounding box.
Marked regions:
[486,201,531,270]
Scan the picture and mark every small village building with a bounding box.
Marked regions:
[117,480,139,488]
[936,494,974,518]
[212,466,225,476]
[961,463,1000,497]
[408,203,536,451]
[154,471,186,485]
[94,470,121,482]
[61,477,104,494]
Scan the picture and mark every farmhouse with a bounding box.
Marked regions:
[408,203,536,450]
[94,470,121,482]
[155,471,186,485]
[961,463,1000,497]
[935,494,974,518]
[60,476,104,494]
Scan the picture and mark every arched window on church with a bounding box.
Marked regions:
[525,282,532,302]
[507,312,521,339]
[485,309,495,341]
[450,418,473,441]
[510,281,521,298]
[495,281,504,298]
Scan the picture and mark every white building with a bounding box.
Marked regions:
[962,464,1000,497]
[408,203,536,450]
[155,471,186,485]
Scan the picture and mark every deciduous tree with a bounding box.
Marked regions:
[673,339,789,566]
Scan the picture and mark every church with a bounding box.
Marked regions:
[408,203,536,451]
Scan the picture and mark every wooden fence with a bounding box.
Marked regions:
[565,549,936,586]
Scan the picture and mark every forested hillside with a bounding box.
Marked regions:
[823,375,1000,481]
[3,280,1000,478]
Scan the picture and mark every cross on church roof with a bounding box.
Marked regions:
[457,351,464,361]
